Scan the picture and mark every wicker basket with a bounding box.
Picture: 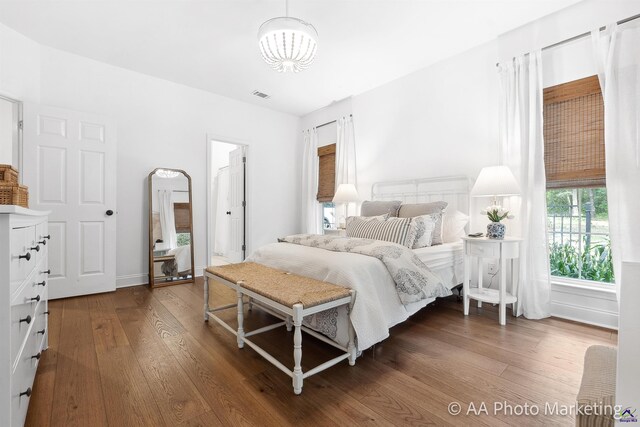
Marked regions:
[0,165,19,184]
[0,183,29,208]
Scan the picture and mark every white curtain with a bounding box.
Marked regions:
[336,116,358,187]
[214,167,230,256]
[592,23,640,301]
[302,128,321,234]
[499,51,551,319]
[158,190,177,250]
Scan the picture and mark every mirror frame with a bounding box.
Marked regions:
[148,168,195,288]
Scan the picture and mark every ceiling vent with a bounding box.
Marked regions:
[251,90,270,99]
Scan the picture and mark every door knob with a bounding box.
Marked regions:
[106,210,114,216]
[226,211,231,215]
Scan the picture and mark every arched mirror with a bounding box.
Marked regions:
[148,168,195,288]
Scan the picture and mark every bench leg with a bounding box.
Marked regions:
[247,297,253,312]
[204,275,210,322]
[347,290,357,366]
[237,289,245,348]
[292,304,303,395]
[285,315,292,332]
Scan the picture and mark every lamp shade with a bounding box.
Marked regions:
[471,166,520,197]
[332,184,359,204]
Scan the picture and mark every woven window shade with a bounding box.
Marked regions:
[173,202,191,233]
[317,143,336,202]
[543,75,605,189]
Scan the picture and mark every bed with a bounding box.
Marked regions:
[246,175,471,351]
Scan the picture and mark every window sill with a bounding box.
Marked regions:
[551,276,616,294]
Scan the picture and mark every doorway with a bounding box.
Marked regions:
[208,139,246,266]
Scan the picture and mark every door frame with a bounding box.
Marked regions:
[206,133,249,266]
[0,93,23,180]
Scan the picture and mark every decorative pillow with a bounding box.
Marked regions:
[398,201,448,245]
[442,210,470,243]
[360,200,402,218]
[346,214,388,227]
[410,214,439,249]
[346,216,416,248]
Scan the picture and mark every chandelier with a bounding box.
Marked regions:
[258,0,318,73]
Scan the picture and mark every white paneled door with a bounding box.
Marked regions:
[228,146,245,263]
[23,104,116,299]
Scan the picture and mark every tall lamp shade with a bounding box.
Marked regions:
[471,166,520,204]
[332,184,359,204]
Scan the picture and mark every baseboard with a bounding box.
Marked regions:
[116,266,205,289]
[550,282,619,329]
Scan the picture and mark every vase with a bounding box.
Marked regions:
[487,222,505,240]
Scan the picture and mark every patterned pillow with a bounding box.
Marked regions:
[346,216,416,248]
[411,214,439,249]
[346,214,388,227]
[398,202,448,245]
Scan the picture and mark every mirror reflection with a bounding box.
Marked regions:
[148,168,194,287]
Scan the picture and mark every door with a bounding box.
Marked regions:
[22,104,117,299]
[228,146,245,263]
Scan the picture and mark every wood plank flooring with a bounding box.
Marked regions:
[25,279,617,426]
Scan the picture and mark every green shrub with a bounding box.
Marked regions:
[549,238,614,283]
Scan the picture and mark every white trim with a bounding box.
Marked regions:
[116,266,205,288]
[550,281,618,329]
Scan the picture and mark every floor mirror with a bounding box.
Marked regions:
[148,168,195,288]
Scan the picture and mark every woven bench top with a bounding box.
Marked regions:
[206,262,351,309]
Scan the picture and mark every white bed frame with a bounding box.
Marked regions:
[371,175,472,221]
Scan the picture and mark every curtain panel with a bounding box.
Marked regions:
[302,128,321,234]
[499,51,552,319]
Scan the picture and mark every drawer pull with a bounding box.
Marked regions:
[44,311,50,315]
[42,269,51,275]
[43,235,51,240]
[20,315,32,324]
[30,295,41,302]
[37,329,46,335]
[19,252,31,261]
[31,352,41,360]
[37,281,46,287]
[38,239,47,245]
[30,245,40,252]
[19,388,32,398]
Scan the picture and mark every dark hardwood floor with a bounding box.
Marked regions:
[25,278,617,426]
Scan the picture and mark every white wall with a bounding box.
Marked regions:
[0,22,301,287]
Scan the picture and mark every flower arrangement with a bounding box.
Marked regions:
[481,205,515,223]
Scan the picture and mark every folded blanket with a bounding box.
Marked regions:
[278,234,451,305]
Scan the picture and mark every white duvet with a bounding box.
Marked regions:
[247,242,448,350]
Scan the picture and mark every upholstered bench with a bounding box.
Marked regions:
[204,262,357,395]
[576,345,617,427]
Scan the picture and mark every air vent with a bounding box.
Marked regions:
[251,90,270,99]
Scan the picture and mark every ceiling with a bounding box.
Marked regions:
[0,0,579,116]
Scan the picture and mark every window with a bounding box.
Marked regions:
[174,202,192,247]
[543,76,613,284]
[322,202,336,230]
[317,143,336,202]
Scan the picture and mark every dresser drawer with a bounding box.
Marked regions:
[10,328,39,427]
[35,221,49,265]
[10,277,45,367]
[467,243,499,258]
[10,226,37,295]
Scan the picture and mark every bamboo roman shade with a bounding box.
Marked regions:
[173,202,191,233]
[543,75,605,189]
[317,143,336,202]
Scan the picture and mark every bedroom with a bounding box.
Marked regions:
[0,0,638,425]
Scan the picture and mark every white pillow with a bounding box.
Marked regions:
[442,210,470,243]
[410,214,438,249]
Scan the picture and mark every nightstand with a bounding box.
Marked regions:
[462,236,522,325]
[324,228,346,236]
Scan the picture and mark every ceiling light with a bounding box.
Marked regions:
[258,0,318,73]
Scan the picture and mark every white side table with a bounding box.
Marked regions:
[462,236,522,325]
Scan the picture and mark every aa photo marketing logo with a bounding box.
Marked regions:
[618,407,638,423]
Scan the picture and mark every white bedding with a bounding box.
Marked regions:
[247,240,464,351]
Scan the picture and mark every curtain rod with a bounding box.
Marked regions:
[303,114,353,133]
[495,12,640,68]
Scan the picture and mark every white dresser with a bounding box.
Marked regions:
[0,206,50,427]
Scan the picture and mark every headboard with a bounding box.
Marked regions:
[371,175,472,216]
